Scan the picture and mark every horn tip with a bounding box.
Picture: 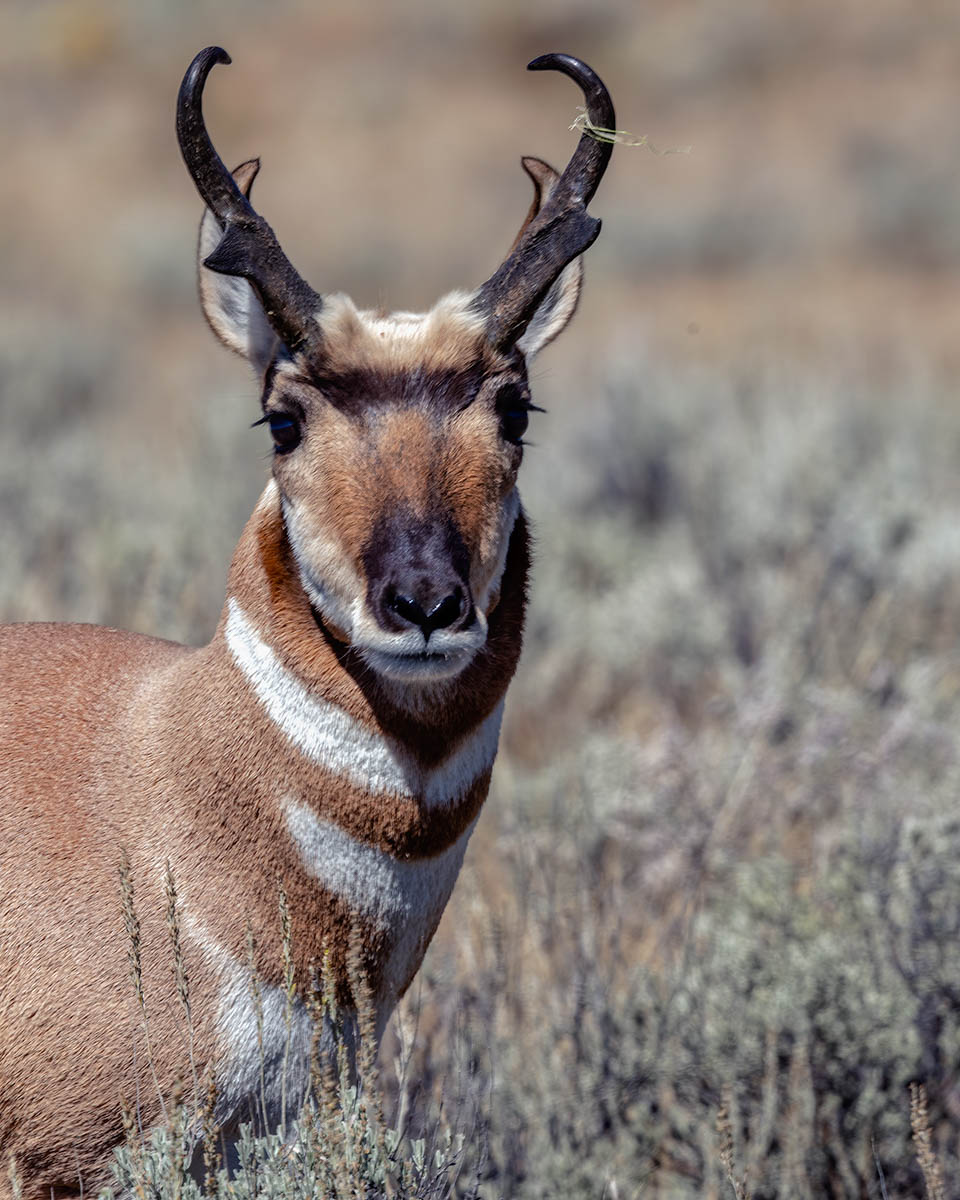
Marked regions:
[527,52,578,74]
[180,46,232,102]
[184,46,232,81]
[525,52,613,133]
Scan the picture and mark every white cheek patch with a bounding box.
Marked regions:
[475,488,521,614]
[285,801,477,1004]
[281,496,361,641]
[225,600,503,808]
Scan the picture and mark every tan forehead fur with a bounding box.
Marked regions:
[308,289,490,376]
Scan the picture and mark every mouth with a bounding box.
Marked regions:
[307,597,482,684]
[358,644,477,683]
[295,553,486,684]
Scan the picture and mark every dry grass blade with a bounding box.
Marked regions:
[118,850,167,1124]
[166,1082,186,1200]
[119,849,144,1012]
[7,1155,22,1200]
[201,1069,221,1198]
[347,924,394,1196]
[317,948,351,1198]
[245,922,269,1133]
[910,1083,946,1200]
[716,1095,751,1200]
[120,1096,149,1200]
[278,883,295,1140]
[306,968,326,1108]
[164,861,198,1104]
[569,105,690,153]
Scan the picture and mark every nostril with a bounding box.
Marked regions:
[425,589,463,634]
[383,587,466,639]
[389,592,428,630]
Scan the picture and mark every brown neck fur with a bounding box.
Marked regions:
[164,483,530,995]
[222,482,530,763]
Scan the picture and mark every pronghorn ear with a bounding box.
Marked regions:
[511,157,584,360]
[198,159,279,373]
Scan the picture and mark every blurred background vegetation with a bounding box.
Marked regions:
[4,0,960,1194]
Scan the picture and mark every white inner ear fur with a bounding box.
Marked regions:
[197,160,279,373]
[516,255,584,359]
[511,157,585,360]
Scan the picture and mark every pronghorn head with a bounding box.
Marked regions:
[177,48,613,684]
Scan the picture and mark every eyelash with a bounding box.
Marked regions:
[253,411,302,453]
[495,383,542,446]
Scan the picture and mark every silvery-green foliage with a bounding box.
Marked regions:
[103,1085,468,1200]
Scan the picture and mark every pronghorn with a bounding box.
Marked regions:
[0,47,615,1196]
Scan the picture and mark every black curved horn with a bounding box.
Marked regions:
[477,54,616,351]
[528,53,614,210]
[176,47,322,356]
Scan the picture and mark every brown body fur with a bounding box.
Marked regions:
[0,491,528,1196]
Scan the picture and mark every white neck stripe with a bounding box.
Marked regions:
[286,799,477,1003]
[224,599,503,808]
[285,800,476,920]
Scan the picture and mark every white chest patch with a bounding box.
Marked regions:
[224,599,503,808]
[183,916,327,1131]
[285,800,477,1007]
[183,811,475,1133]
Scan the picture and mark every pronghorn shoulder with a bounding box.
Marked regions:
[0,621,191,702]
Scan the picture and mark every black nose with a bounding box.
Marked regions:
[365,511,476,641]
[388,588,465,639]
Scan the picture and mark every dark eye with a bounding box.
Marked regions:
[267,412,301,454]
[495,384,530,446]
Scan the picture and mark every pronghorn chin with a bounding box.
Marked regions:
[0,45,618,1197]
[355,635,487,685]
